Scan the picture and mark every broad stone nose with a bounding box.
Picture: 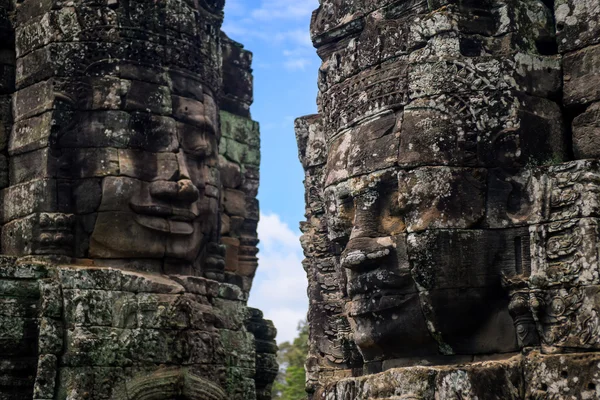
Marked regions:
[348,190,381,241]
[149,179,201,203]
[340,236,395,271]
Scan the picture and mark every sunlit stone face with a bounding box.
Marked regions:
[324,169,439,363]
[0,0,227,268]
[85,83,221,265]
[323,128,519,367]
[326,170,437,362]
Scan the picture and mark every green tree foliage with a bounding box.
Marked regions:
[272,321,309,400]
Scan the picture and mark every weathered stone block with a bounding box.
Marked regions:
[212,298,245,331]
[295,114,325,169]
[221,137,248,165]
[59,266,122,291]
[124,81,172,115]
[407,229,530,290]
[332,366,438,400]
[118,149,178,182]
[33,354,57,399]
[86,77,131,111]
[346,112,400,178]
[12,79,56,121]
[169,275,219,298]
[525,352,600,398]
[120,271,185,294]
[408,55,561,100]
[0,179,57,223]
[169,69,204,101]
[219,155,242,189]
[9,148,60,185]
[16,9,82,57]
[221,38,253,114]
[63,289,132,327]
[10,109,75,155]
[89,212,167,259]
[223,189,247,218]
[171,95,206,127]
[38,317,62,354]
[573,101,600,159]
[221,111,260,147]
[564,44,600,106]
[1,212,74,256]
[487,160,600,229]
[63,148,120,179]
[555,0,600,53]
[0,257,48,279]
[434,358,523,400]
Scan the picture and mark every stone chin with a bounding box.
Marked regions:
[347,293,439,363]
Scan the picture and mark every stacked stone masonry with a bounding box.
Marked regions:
[0,0,276,398]
[297,0,600,398]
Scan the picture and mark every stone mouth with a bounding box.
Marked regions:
[130,203,197,235]
[346,268,416,298]
[347,292,415,316]
[130,203,198,221]
[133,214,195,235]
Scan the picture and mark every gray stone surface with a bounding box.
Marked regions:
[0,0,276,398]
[297,0,600,398]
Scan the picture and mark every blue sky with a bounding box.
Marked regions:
[222,0,320,343]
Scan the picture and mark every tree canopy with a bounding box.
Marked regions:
[272,321,309,400]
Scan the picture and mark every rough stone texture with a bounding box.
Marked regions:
[298,0,600,398]
[0,0,276,398]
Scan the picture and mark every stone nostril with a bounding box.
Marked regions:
[149,180,201,202]
[177,179,201,202]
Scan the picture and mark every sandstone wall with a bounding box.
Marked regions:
[0,0,276,398]
[297,0,600,398]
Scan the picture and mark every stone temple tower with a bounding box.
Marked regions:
[0,0,277,399]
[297,0,600,398]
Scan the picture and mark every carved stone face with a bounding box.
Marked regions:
[324,169,439,363]
[323,119,519,366]
[80,78,221,264]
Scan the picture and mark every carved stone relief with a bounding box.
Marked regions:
[298,0,600,398]
[0,0,275,398]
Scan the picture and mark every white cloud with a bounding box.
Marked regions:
[249,212,308,344]
[282,46,313,71]
[223,1,316,51]
[258,212,301,251]
[267,308,308,346]
[284,58,312,71]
